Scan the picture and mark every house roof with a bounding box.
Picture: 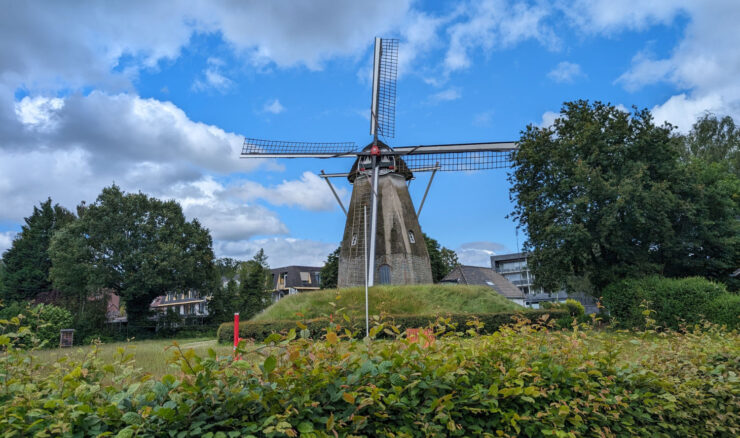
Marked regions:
[271,265,323,290]
[490,252,527,263]
[441,265,525,299]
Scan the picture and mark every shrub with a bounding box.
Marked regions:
[217,309,568,343]
[1,311,738,436]
[705,293,740,329]
[602,275,729,329]
[0,302,72,348]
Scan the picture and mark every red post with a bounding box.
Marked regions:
[233,312,240,360]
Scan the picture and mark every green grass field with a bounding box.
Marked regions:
[252,284,522,322]
[33,338,235,378]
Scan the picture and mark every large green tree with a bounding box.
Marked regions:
[510,100,739,292]
[1,198,76,301]
[423,233,459,283]
[320,247,340,289]
[238,249,271,319]
[208,257,242,322]
[49,185,215,327]
[681,113,740,177]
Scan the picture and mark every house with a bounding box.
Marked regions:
[150,290,208,317]
[270,266,322,302]
[441,265,526,306]
[491,252,597,313]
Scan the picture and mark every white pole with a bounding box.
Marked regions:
[364,205,369,338]
[368,155,379,287]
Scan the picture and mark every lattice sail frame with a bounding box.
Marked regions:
[402,150,514,172]
[370,38,398,139]
[242,138,357,157]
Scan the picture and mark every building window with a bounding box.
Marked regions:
[300,271,311,284]
[379,264,391,284]
[351,234,358,246]
[408,230,415,243]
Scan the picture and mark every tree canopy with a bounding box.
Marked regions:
[681,113,740,177]
[510,100,739,292]
[49,185,215,326]
[320,247,340,289]
[1,198,76,301]
[423,233,459,283]
[238,249,271,319]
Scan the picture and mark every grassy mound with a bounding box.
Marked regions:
[252,284,522,322]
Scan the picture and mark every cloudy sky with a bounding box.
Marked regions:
[1,0,738,267]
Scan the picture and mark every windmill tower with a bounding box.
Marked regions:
[241,38,517,288]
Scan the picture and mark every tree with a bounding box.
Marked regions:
[509,100,740,292]
[423,233,459,283]
[1,198,76,301]
[681,113,740,177]
[320,247,340,289]
[208,258,242,322]
[238,249,271,319]
[49,185,215,327]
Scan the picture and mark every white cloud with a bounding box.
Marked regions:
[428,87,462,104]
[263,99,285,114]
[192,57,234,93]
[237,171,346,212]
[0,1,415,94]
[567,0,740,130]
[547,61,584,83]
[0,231,16,256]
[539,110,559,128]
[444,0,559,73]
[456,241,510,266]
[651,93,724,133]
[215,237,337,268]
[14,96,65,130]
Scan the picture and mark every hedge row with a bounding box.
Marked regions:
[217,309,569,342]
[3,311,738,436]
[602,275,740,329]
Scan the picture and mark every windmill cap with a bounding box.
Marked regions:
[347,140,413,183]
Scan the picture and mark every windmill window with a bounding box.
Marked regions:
[351,234,358,246]
[408,230,415,243]
[379,264,391,284]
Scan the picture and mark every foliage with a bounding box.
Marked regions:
[681,113,740,177]
[705,293,740,329]
[207,258,243,323]
[601,275,730,329]
[0,198,76,301]
[665,158,740,290]
[218,309,567,342]
[423,233,459,282]
[49,185,215,328]
[0,302,72,348]
[252,284,522,322]
[238,248,271,320]
[319,247,339,289]
[2,310,738,437]
[510,100,740,292]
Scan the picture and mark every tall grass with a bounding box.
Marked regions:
[252,284,522,321]
[33,338,234,378]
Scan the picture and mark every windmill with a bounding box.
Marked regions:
[241,38,517,288]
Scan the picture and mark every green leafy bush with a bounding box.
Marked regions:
[0,302,72,348]
[602,275,730,329]
[1,312,738,437]
[705,293,740,329]
[217,309,567,343]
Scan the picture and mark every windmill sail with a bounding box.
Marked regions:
[370,38,398,139]
[241,138,357,158]
[393,142,518,172]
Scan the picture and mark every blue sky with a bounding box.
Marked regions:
[1,1,737,267]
